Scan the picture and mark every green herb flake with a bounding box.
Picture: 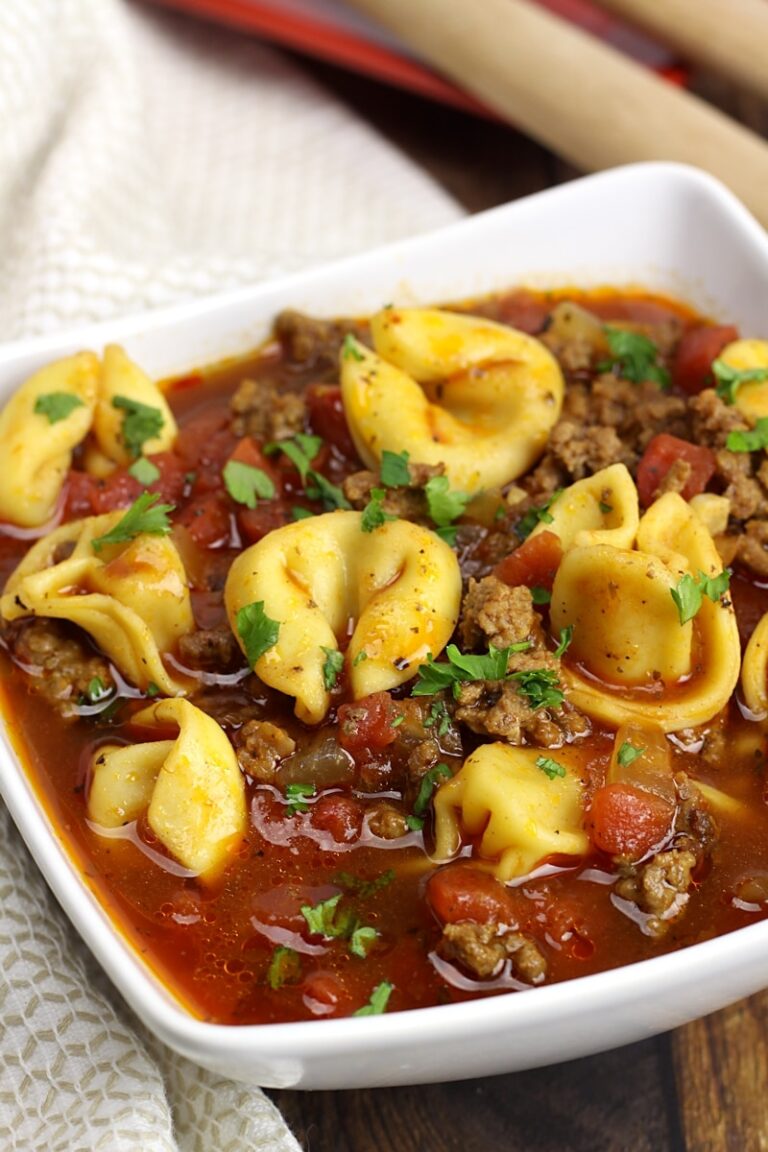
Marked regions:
[617,741,644,768]
[361,487,396,533]
[321,646,344,690]
[223,459,276,507]
[332,869,395,898]
[554,624,574,659]
[128,456,161,486]
[391,714,405,728]
[713,359,768,405]
[349,925,378,959]
[146,681,160,698]
[424,698,451,737]
[342,333,365,362]
[267,945,301,991]
[412,763,452,819]
[530,586,551,605]
[264,434,323,481]
[305,470,351,511]
[515,490,563,541]
[112,395,165,459]
[34,392,86,424]
[86,677,108,702]
[599,500,613,514]
[536,755,566,780]
[301,893,343,937]
[380,449,411,487]
[601,327,670,389]
[405,814,425,832]
[235,601,280,666]
[726,417,768,453]
[424,475,470,529]
[353,981,394,1016]
[292,506,313,521]
[353,650,368,666]
[670,569,730,625]
[434,525,458,547]
[511,667,565,711]
[412,642,532,698]
[285,782,316,815]
[91,491,175,553]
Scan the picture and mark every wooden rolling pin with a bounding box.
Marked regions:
[345,0,768,229]
[596,0,768,102]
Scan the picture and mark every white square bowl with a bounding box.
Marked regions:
[1,162,768,1091]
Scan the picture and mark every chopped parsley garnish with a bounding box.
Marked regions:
[34,392,85,424]
[601,327,670,389]
[264,433,323,481]
[321,646,344,690]
[305,470,351,511]
[726,417,768,453]
[599,500,613,514]
[412,642,532,698]
[434,525,458,547]
[380,449,411,487]
[425,475,470,531]
[530,586,551,605]
[301,893,375,957]
[235,601,280,666]
[670,569,730,626]
[112,395,165,459]
[515,490,562,541]
[342,333,365,362]
[267,945,301,990]
[332,869,395,897]
[79,676,111,706]
[353,650,368,666]
[349,926,378,959]
[285,783,316,815]
[391,714,405,727]
[712,359,768,405]
[511,667,565,711]
[536,755,566,780]
[91,491,174,553]
[146,681,160,698]
[424,698,451,737]
[128,456,160,485]
[617,741,644,768]
[361,487,396,532]
[292,506,313,520]
[353,982,394,1016]
[554,625,574,659]
[222,459,276,507]
[409,763,452,830]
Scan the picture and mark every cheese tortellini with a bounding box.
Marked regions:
[341,308,564,494]
[530,463,639,552]
[0,345,177,526]
[741,612,768,716]
[0,512,193,695]
[88,698,246,880]
[224,510,462,724]
[0,353,100,527]
[433,744,588,880]
[718,338,768,422]
[551,488,740,731]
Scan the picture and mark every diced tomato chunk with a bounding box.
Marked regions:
[63,470,99,518]
[494,290,549,334]
[588,783,674,861]
[427,864,516,926]
[636,433,716,507]
[673,324,738,395]
[237,503,290,544]
[306,385,358,461]
[494,529,563,591]
[175,409,237,491]
[177,492,232,547]
[310,794,364,844]
[337,692,398,761]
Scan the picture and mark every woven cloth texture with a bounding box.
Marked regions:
[0,1,461,1147]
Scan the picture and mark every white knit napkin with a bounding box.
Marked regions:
[0,2,462,1147]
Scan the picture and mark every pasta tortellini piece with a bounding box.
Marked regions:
[530,463,639,552]
[554,492,740,731]
[0,353,99,527]
[224,510,461,724]
[341,308,564,494]
[88,698,246,880]
[741,612,768,716]
[85,344,177,476]
[1,512,193,695]
[718,339,768,422]
[433,744,588,881]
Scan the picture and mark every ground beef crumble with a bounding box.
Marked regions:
[230,377,305,441]
[3,619,115,720]
[440,922,547,983]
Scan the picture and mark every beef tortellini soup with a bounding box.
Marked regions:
[4,294,768,1024]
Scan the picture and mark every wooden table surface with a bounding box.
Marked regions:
[263,54,768,1152]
